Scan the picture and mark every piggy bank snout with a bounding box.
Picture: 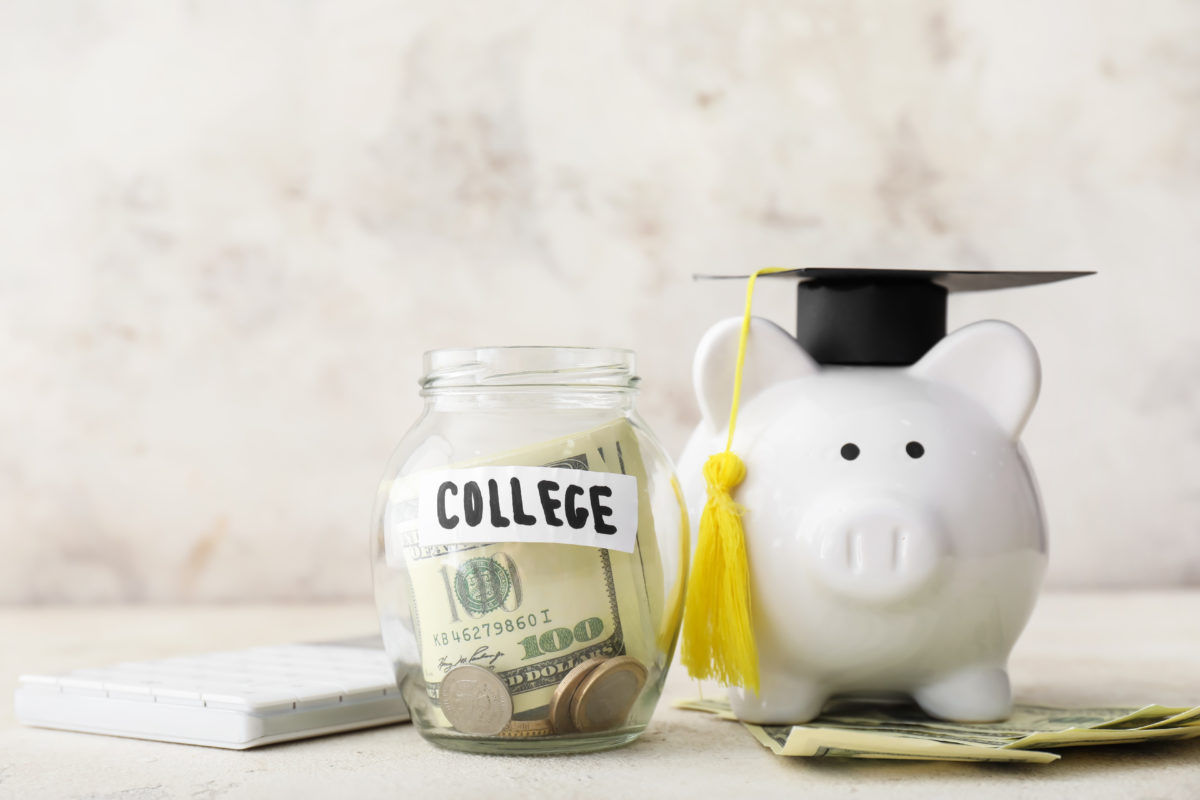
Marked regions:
[802,498,946,604]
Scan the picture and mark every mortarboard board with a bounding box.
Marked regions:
[697,268,1094,367]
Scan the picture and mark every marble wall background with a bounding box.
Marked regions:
[2,1,1198,602]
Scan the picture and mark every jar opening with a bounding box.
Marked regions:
[421,346,637,391]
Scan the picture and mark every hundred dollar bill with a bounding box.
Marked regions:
[746,723,1059,763]
[1097,704,1200,730]
[677,696,1200,762]
[384,419,667,720]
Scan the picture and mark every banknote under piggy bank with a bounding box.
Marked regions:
[678,316,1047,724]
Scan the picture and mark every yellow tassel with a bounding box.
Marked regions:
[681,451,758,692]
[681,266,792,694]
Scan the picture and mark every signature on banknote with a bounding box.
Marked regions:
[437,646,506,673]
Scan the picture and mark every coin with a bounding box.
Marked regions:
[548,656,609,734]
[439,664,513,735]
[498,718,555,738]
[569,656,648,733]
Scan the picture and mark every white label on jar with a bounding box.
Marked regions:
[417,466,639,553]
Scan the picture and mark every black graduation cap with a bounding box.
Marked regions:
[698,268,1093,367]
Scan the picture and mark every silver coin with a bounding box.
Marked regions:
[439,665,513,735]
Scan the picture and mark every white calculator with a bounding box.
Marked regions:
[14,636,409,749]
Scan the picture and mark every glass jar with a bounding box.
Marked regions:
[371,347,688,754]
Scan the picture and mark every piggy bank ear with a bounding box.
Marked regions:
[694,316,818,431]
[909,320,1041,440]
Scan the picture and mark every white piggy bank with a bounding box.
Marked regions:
[678,316,1047,724]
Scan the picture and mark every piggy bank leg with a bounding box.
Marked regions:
[913,665,1013,722]
[730,674,828,724]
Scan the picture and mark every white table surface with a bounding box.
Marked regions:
[3,592,1200,800]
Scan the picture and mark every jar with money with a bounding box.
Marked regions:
[371,347,687,754]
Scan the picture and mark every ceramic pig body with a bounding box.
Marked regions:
[679,316,1047,724]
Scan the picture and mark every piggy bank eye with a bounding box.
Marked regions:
[906,441,925,459]
[840,443,860,461]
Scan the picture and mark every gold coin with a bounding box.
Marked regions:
[548,656,609,734]
[499,718,555,738]
[569,656,648,733]
[439,664,513,736]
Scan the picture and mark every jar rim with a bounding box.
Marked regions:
[421,346,638,390]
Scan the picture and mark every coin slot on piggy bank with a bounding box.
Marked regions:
[678,268,1090,726]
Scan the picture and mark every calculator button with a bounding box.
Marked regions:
[58,677,106,697]
[150,687,204,706]
[294,687,345,711]
[17,675,61,693]
[102,682,154,701]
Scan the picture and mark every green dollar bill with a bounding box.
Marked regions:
[677,696,1200,762]
[387,419,664,718]
[758,726,1060,763]
[1005,725,1200,750]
